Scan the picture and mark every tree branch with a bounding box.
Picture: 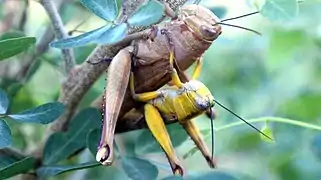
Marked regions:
[16,0,72,82]
[40,0,75,74]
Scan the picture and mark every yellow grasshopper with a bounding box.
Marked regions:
[126,51,273,175]
[128,50,216,175]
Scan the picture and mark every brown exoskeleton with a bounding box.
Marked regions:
[96,4,222,175]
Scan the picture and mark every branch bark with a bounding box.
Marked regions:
[40,0,75,74]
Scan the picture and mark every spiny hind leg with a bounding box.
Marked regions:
[180,119,217,168]
[144,104,184,175]
[96,49,131,166]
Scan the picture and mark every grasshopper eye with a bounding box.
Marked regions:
[195,98,211,110]
[200,25,216,37]
[200,25,221,41]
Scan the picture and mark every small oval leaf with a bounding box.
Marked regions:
[86,128,101,156]
[0,89,9,114]
[127,0,165,27]
[189,171,239,180]
[0,119,11,148]
[43,108,101,165]
[8,102,65,124]
[260,0,298,22]
[162,175,183,180]
[0,31,25,41]
[95,23,128,45]
[260,122,275,143]
[0,37,36,61]
[36,161,100,177]
[121,156,158,180]
[0,157,36,179]
[50,24,112,48]
[80,0,119,21]
[311,134,321,161]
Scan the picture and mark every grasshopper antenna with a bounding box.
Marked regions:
[213,99,273,141]
[209,108,215,163]
[214,11,261,35]
[68,15,91,36]
[221,11,259,22]
[216,22,261,35]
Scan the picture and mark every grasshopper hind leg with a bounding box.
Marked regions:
[96,49,132,166]
[144,104,184,176]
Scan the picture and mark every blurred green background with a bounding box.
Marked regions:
[1,0,321,179]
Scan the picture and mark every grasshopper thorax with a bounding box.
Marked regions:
[178,4,222,43]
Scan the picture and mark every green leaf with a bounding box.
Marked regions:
[86,128,101,156]
[162,175,183,180]
[50,24,112,48]
[127,0,165,27]
[0,89,9,114]
[266,29,309,69]
[279,92,321,121]
[311,134,321,161]
[0,119,11,148]
[188,171,239,180]
[0,37,36,61]
[121,156,158,180]
[8,102,65,124]
[163,171,239,180]
[0,150,24,169]
[0,157,36,179]
[80,0,119,21]
[96,23,128,45]
[43,108,101,165]
[135,124,188,154]
[260,122,275,142]
[36,161,100,177]
[260,0,298,22]
[0,31,25,40]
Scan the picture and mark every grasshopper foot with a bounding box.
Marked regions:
[172,164,184,176]
[96,145,113,166]
[204,155,217,168]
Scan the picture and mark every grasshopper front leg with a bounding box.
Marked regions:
[180,119,217,168]
[96,49,132,165]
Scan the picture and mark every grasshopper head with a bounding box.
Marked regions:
[185,80,215,111]
[179,4,222,42]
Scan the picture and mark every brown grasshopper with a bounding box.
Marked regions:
[96,4,221,168]
[95,3,263,175]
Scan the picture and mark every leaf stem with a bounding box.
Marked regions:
[215,117,321,132]
[183,117,321,159]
